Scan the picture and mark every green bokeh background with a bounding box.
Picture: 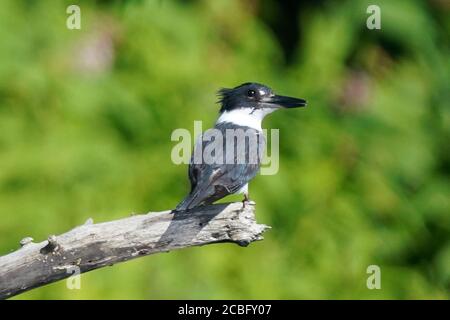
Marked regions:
[0,0,449,299]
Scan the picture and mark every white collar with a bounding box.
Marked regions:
[216,108,275,131]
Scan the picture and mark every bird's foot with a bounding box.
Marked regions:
[242,193,250,208]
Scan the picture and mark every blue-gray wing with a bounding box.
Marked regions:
[175,123,265,211]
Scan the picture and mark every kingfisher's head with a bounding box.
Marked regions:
[217,82,307,114]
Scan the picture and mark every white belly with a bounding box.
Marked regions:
[236,183,248,194]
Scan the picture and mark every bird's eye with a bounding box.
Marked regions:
[247,90,256,97]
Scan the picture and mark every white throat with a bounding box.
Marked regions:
[216,108,275,131]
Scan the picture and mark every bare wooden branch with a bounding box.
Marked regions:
[0,202,269,299]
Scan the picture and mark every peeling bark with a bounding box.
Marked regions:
[0,202,268,299]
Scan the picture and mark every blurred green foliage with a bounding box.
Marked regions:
[0,0,448,299]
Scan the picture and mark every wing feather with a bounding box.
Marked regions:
[175,123,265,211]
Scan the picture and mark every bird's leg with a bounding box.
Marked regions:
[242,192,250,208]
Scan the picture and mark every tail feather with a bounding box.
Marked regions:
[175,189,205,212]
[174,194,193,212]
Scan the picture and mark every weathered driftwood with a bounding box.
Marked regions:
[0,202,268,299]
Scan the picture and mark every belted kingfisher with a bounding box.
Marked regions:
[175,82,306,211]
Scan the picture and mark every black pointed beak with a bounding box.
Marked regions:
[267,95,307,108]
